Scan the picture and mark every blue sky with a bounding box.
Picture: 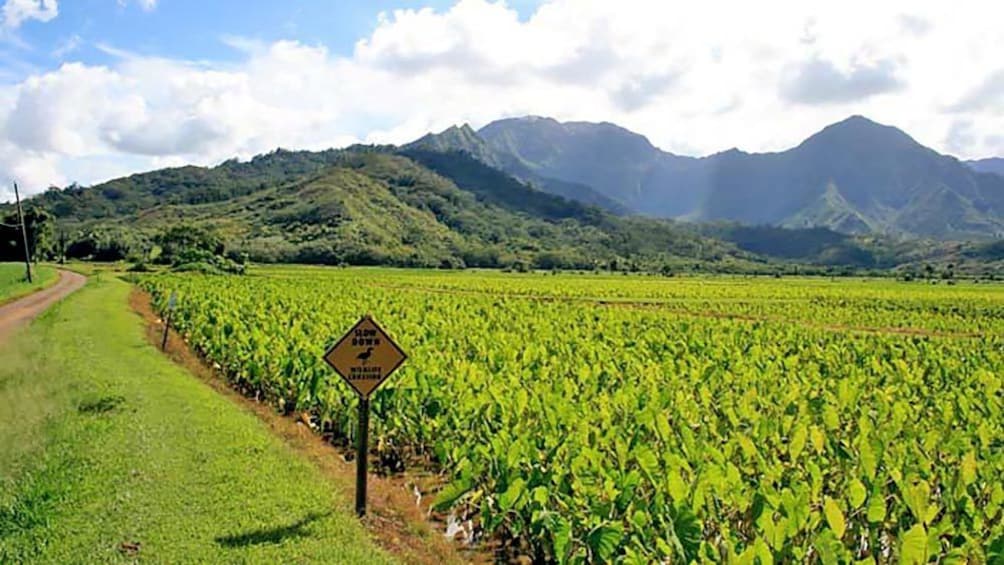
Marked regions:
[3,0,541,79]
[0,0,1002,201]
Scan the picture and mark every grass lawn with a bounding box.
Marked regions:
[0,262,56,304]
[0,274,395,564]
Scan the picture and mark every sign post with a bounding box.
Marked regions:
[355,396,369,516]
[324,315,407,517]
[162,292,177,351]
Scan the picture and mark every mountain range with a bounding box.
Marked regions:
[410,116,1004,239]
[4,114,1003,274]
[15,147,770,270]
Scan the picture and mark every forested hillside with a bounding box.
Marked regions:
[6,148,758,271]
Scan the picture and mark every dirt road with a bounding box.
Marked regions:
[0,270,87,341]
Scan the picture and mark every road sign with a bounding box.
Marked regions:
[323,315,408,517]
[324,315,407,399]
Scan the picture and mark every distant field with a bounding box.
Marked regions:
[142,267,1004,563]
[0,263,56,303]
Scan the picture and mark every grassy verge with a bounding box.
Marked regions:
[0,262,57,304]
[0,274,394,564]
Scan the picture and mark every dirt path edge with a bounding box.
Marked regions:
[0,269,87,342]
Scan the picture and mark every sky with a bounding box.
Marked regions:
[0,0,1002,201]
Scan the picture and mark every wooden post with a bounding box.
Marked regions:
[161,309,171,351]
[162,293,177,351]
[355,396,370,517]
[13,182,31,283]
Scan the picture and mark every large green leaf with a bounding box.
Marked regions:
[498,477,526,511]
[667,503,703,563]
[587,523,623,561]
[551,515,573,564]
[899,524,927,565]
[859,441,877,481]
[813,529,843,565]
[634,445,659,479]
[432,477,473,511]
[789,425,807,460]
[866,491,886,523]
[960,451,977,487]
[823,496,846,539]
[902,480,930,525]
[847,479,867,509]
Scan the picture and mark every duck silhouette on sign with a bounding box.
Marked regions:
[356,346,374,364]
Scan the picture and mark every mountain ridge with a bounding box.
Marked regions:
[406,123,633,213]
[967,157,1004,177]
[6,123,1002,274]
[410,115,1004,239]
[10,146,776,270]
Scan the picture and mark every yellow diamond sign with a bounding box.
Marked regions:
[324,316,407,399]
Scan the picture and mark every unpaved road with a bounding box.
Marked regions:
[0,270,87,342]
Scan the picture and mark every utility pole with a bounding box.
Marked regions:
[58,229,66,265]
[13,182,31,283]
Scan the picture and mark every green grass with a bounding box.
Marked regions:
[0,274,395,564]
[0,262,56,304]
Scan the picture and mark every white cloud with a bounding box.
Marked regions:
[51,33,81,58]
[117,0,157,11]
[2,0,1004,200]
[780,57,904,104]
[2,0,57,29]
[948,69,1004,114]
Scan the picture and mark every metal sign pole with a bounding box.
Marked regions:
[13,182,31,283]
[355,396,370,516]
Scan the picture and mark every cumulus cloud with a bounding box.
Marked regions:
[944,119,976,155]
[948,69,1004,114]
[116,0,156,11]
[1,0,1004,200]
[2,0,57,29]
[611,71,680,112]
[780,57,904,104]
[898,14,932,36]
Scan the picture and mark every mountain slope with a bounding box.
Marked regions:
[701,116,1004,237]
[782,182,876,233]
[35,147,350,220]
[20,148,752,269]
[967,157,1004,176]
[478,117,704,215]
[474,115,1004,238]
[407,124,632,213]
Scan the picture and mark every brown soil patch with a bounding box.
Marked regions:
[0,270,87,342]
[129,288,492,565]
